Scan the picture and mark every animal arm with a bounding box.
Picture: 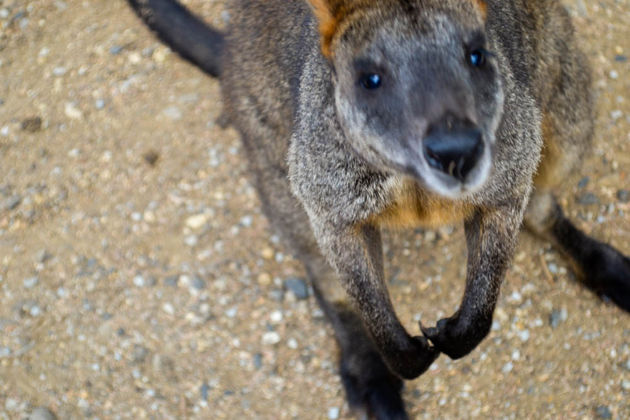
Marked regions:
[422,201,525,358]
[313,220,439,379]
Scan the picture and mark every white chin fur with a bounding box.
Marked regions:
[420,149,492,199]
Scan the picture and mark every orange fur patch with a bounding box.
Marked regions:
[371,178,475,229]
[310,0,488,56]
[471,0,488,19]
[308,0,366,57]
[308,0,336,57]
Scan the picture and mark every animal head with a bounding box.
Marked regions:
[308,0,503,199]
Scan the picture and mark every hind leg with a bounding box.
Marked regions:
[525,192,630,311]
[525,52,630,312]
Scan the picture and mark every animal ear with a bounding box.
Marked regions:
[472,0,488,19]
[307,0,340,57]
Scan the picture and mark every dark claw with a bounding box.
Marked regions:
[386,334,439,380]
[419,320,438,340]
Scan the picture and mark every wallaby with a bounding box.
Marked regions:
[127,0,630,418]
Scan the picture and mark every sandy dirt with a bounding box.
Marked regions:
[0,0,628,419]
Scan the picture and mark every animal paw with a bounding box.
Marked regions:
[384,335,440,380]
[340,348,409,420]
[587,244,630,312]
[420,314,491,360]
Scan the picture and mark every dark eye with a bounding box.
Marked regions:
[467,49,486,68]
[359,73,382,90]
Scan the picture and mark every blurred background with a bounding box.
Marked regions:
[0,0,628,418]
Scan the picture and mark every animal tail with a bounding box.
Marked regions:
[126,0,224,78]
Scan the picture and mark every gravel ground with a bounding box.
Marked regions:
[0,0,628,419]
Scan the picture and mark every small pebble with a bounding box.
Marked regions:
[327,407,340,420]
[2,195,21,211]
[508,290,522,304]
[64,102,83,120]
[184,235,198,247]
[191,276,206,290]
[29,305,41,317]
[200,383,210,401]
[595,405,612,419]
[128,52,141,64]
[615,55,628,62]
[287,338,298,349]
[262,331,281,345]
[269,289,284,301]
[28,407,57,420]
[21,116,42,132]
[261,247,274,259]
[185,214,208,230]
[576,192,599,206]
[577,176,589,189]
[133,275,145,287]
[257,273,272,286]
[518,330,530,342]
[164,275,178,287]
[143,150,159,166]
[617,189,630,203]
[549,308,568,328]
[142,47,155,57]
[152,47,168,62]
[162,303,175,315]
[132,345,149,363]
[36,249,52,264]
[52,67,67,77]
[253,353,263,369]
[163,106,182,120]
[502,362,513,373]
[270,310,283,323]
[5,398,18,411]
[23,276,39,288]
[110,45,123,55]
[283,277,309,300]
[622,380,630,391]
[95,99,105,110]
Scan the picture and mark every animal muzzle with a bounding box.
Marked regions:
[422,116,484,183]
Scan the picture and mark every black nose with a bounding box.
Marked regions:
[423,117,484,182]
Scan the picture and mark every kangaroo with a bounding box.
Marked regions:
[127,0,630,418]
